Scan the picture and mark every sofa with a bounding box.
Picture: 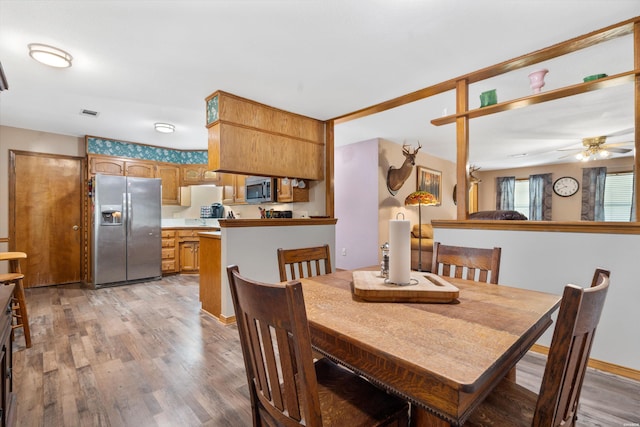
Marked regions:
[468,210,528,220]
[410,223,433,272]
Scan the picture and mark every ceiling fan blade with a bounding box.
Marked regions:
[606,147,633,153]
[607,127,635,138]
[557,147,581,152]
[602,141,634,148]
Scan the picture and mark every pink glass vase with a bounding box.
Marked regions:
[528,69,549,94]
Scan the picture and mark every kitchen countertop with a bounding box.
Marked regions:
[161,218,220,228]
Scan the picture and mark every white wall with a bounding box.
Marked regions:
[434,226,640,371]
[219,224,336,317]
[161,185,222,219]
[335,139,379,270]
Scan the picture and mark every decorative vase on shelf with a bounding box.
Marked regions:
[528,68,549,94]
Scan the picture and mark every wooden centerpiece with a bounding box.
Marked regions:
[352,270,459,303]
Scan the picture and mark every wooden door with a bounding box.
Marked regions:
[9,151,84,288]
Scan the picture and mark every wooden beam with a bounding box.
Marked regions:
[456,79,469,220]
[634,21,640,221]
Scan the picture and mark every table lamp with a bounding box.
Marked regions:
[405,191,437,271]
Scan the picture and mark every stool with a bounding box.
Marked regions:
[0,252,32,348]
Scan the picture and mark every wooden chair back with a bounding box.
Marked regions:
[431,242,501,284]
[533,268,610,426]
[227,265,324,426]
[277,244,332,282]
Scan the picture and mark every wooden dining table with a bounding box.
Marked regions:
[299,269,562,427]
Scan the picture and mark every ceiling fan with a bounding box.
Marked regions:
[557,132,634,161]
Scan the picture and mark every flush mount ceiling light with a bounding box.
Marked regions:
[28,43,73,68]
[154,122,175,133]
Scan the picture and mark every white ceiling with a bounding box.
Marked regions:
[0,1,637,170]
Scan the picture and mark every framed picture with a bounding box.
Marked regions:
[417,166,442,205]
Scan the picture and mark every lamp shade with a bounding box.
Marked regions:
[405,191,437,206]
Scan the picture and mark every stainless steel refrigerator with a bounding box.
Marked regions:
[92,174,162,287]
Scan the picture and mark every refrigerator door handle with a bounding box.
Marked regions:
[125,192,132,235]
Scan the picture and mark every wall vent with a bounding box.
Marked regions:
[80,109,99,117]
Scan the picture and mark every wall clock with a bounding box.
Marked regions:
[553,176,579,197]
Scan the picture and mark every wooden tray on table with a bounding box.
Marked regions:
[352,270,459,303]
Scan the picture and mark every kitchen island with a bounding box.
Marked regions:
[199,218,337,323]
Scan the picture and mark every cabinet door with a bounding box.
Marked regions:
[157,164,181,205]
[181,165,202,185]
[201,169,222,185]
[221,174,236,204]
[125,160,156,178]
[179,242,198,272]
[277,178,293,202]
[234,175,247,204]
[89,156,125,176]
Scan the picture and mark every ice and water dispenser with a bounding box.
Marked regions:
[100,205,122,225]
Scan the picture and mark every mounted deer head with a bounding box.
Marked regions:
[386,142,421,195]
[468,165,482,184]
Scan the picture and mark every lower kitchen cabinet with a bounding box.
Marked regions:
[179,241,200,273]
[161,230,177,274]
[0,285,16,427]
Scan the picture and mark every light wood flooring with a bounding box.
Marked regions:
[12,275,640,427]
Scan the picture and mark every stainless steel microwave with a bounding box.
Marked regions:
[245,176,276,204]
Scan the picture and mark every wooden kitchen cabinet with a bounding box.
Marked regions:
[161,230,177,274]
[206,91,324,180]
[179,241,200,273]
[0,285,15,427]
[181,164,223,186]
[276,178,309,203]
[221,174,247,205]
[89,155,125,176]
[124,160,156,178]
[88,155,156,178]
[157,163,181,205]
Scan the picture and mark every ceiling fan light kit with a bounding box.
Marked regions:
[28,43,72,68]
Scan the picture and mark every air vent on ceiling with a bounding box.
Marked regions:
[80,109,99,117]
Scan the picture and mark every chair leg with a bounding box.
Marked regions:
[12,279,31,348]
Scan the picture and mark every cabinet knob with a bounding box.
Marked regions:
[73,225,79,231]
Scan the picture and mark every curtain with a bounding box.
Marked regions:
[529,173,552,220]
[581,167,606,221]
[631,167,637,222]
[496,176,515,210]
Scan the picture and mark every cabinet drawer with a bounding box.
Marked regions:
[161,238,175,248]
[162,230,176,238]
[162,248,175,259]
[162,260,176,272]
[177,230,200,237]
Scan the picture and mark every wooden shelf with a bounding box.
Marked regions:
[431,70,639,126]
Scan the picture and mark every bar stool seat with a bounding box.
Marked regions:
[0,252,32,348]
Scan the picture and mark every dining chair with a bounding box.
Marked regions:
[431,242,502,284]
[464,268,610,427]
[277,244,332,281]
[226,265,410,427]
[0,252,32,348]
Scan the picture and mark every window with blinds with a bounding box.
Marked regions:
[603,172,634,221]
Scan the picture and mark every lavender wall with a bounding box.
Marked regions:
[335,139,380,269]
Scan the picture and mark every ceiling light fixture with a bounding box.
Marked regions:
[28,43,73,68]
[154,122,175,133]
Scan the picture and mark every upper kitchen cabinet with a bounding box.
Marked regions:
[205,91,324,180]
[157,163,181,205]
[88,155,156,178]
[181,164,223,186]
[221,173,247,205]
[276,178,309,203]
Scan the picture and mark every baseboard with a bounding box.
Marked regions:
[530,344,640,382]
[201,308,236,325]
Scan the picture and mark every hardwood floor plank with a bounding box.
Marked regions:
[12,275,637,426]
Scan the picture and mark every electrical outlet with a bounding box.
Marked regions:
[341,248,347,256]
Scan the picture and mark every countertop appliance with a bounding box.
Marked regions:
[245,176,276,204]
[92,174,162,287]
